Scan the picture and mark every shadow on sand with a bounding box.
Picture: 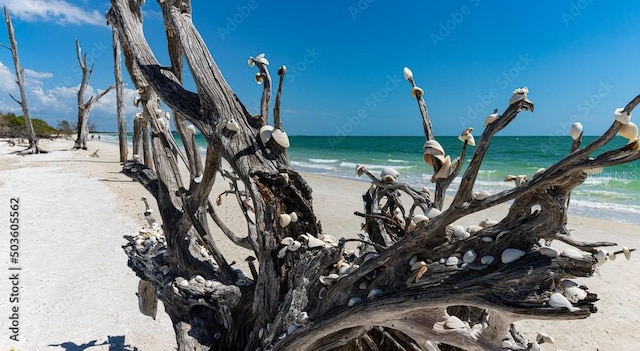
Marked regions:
[49,335,140,351]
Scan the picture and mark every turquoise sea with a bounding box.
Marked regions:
[99,133,640,225]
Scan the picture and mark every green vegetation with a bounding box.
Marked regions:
[0,112,59,138]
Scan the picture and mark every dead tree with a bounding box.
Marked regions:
[2,6,41,153]
[113,27,128,162]
[73,39,115,150]
[109,1,639,350]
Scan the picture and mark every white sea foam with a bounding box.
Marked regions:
[387,159,410,163]
[309,158,339,164]
[290,161,336,171]
[339,162,413,170]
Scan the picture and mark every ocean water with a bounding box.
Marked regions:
[99,133,640,224]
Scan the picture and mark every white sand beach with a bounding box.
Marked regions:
[1,138,639,350]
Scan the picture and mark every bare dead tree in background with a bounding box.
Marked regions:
[113,27,128,162]
[109,1,639,350]
[2,6,42,153]
[73,39,115,150]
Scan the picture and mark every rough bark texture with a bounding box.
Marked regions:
[3,6,41,153]
[113,27,128,162]
[73,39,115,150]
[110,2,639,351]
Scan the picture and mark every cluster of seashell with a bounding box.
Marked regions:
[484,108,500,127]
[458,127,476,147]
[379,167,400,183]
[423,140,454,180]
[508,87,529,105]
[614,107,640,146]
[278,232,338,259]
[260,125,290,149]
[286,311,310,335]
[132,224,166,254]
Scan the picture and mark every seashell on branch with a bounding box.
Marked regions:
[501,248,525,264]
[259,125,274,144]
[614,107,631,124]
[548,292,580,312]
[271,128,290,148]
[561,248,583,259]
[380,167,400,183]
[433,155,452,180]
[279,214,292,228]
[225,119,240,132]
[463,250,477,263]
[539,246,559,258]
[484,108,500,127]
[509,87,529,105]
[480,255,494,265]
[570,122,583,140]
[563,286,587,303]
[411,86,423,99]
[403,67,413,81]
[618,121,639,140]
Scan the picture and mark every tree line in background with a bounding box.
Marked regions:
[0,111,96,139]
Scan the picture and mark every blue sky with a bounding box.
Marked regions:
[0,1,639,137]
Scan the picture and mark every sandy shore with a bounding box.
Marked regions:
[0,138,639,350]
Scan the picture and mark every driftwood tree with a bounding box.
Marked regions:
[113,27,128,162]
[110,2,639,350]
[73,39,115,150]
[2,6,42,153]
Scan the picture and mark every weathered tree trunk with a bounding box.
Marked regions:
[73,39,115,150]
[3,6,41,153]
[109,2,640,351]
[132,114,143,159]
[113,27,128,162]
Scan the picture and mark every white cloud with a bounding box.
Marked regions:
[1,0,106,26]
[24,68,53,80]
[0,61,17,93]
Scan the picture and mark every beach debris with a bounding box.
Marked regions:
[504,174,528,187]
[403,67,413,81]
[278,237,302,258]
[623,246,632,260]
[570,122,584,140]
[484,108,500,127]
[618,121,639,140]
[614,107,631,124]
[548,292,580,312]
[225,119,240,132]
[595,249,608,266]
[458,127,476,146]
[508,87,529,105]
[539,246,559,258]
[380,167,400,183]
[501,248,525,264]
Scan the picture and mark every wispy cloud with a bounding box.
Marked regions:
[1,0,105,26]
[0,61,17,93]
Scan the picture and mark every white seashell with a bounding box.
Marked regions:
[570,122,583,140]
[247,57,255,67]
[259,125,274,144]
[623,246,632,261]
[561,248,583,259]
[411,260,427,271]
[445,256,460,266]
[473,190,490,200]
[409,254,418,266]
[281,237,294,246]
[271,128,290,148]
[280,172,290,184]
[481,236,493,243]
[453,225,470,240]
[178,279,189,287]
[294,312,309,326]
[439,258,446,264]
[279,214,292,228]
[548,292,580,312]
[380,167,400,183]
[501,248,525,264]
[434,155,452,179]
[186,124,196,135]
[403,67,413,81]
[258,327,265,339]
[277,246,288,259]
[289,240,302,252]
[225,119,240,132]
[289,212,298,223]
[618,121,639,140]
[204,280,213,288]
[444,315,466,329]
[529,341,542,351]
[539,246,559,258]
[484,109,499,127]
[194,275,205,284]
[423,140,445,159]
[287,324,297,335]
[595,249,608,266]
[358,280,368,290]
[563,286,587,303]
[424,207,441,219]
[509,87,529,105]
[411,86,423,99]
[458,127,475,146]
[318,286,328,299]
[355,164,366,177]
[480,255,495,265]
[412,214,429,224]
[536,332,555,344]
[608,252,617,261]
[463,250,477,263]
[467,225,483,234]
[348,297,363,306]
[255,72,264,84]
[614,107,631,124]
[301,234,327,249]
[319,274,340,286]
[255,55,269,65]
[367,288,383,299]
